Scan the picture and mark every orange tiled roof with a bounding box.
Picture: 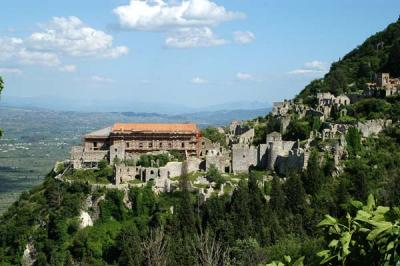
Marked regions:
[112,123,199,133]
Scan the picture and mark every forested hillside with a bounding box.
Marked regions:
[1,19,400,266]
[298,17,400,100]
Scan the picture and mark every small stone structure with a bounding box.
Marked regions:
[365,73,400,97]
[356,119,392,138]
[322,123,348,140]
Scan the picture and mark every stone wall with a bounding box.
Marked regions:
[110,140,126,163]
[238,128,255,144]
[231,144,258,173]
[357,119,392,138]
[205,154,231,173]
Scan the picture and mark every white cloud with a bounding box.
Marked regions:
[114,0,245,31]
[165,27,226,48]
[236,72,253,80]
[0,17,127,71]
[91,75,114,83]
[304,60,325,70]
[191,76,208,84]
[0,68,22,75]
[289,60,328,76]
[29,17,128,59]
[0,37,61,66]
[236,72,262,82]
[59,65,77,72]
[233,31,255,44]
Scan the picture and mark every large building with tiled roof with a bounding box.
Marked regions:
[71,123,201,169]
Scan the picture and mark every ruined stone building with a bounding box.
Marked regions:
[71,123,201,169]
[316,92,350,119]
[230,132,309,175]
[366,73,400,97]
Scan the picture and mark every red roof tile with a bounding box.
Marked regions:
[112,123,199,133]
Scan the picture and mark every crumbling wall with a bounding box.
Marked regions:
[357,119,392,138]
[232,144,258,173]
[110,140,125,163]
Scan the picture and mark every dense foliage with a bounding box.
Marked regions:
[136,153,170,168]
[201,127,226,147]
[297,19,400,99]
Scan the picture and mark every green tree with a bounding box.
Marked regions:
[302,150,323,196]
[284,120,311,141]
[201,127,226,147]
[206,164,224,188]
[346,126,362,157]
[269,177,285,215]
[284,175,307,214]
[327,68,347,95]
[117,223,142,266]
[231,238,266,266]
[229,181,252,240]
[176,175,196,236]
[384,40,400,77]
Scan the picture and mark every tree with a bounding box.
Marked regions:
[206,164,224,188]
[229,181,252,240]
[231,238,266,266]
[284,175,307,214]
[201,127,226,147]
[302,151,323,196]
[284,120,311,141]
[346,127,362,157]
[117,224,143,266]
[194,230,228,266]
[270,177,285,214]
[142,228,168,266]
[327,69,347,95]
[176,175,196,236]
[384,40,400,77]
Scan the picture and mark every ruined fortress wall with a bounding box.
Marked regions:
[82,151,108,162]
[187,158,202,173]
[115,165,138,185]
[239,128,255,144]
[205,155,230,173]
[357,119,392,138]
[232,144,258,173]
[267,141,295,171]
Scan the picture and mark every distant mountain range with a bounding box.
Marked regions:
[0,95,271,115]
[0,105,271,128]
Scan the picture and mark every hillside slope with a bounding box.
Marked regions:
[298,17,400,99]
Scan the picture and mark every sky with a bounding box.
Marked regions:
[0,0,399,112]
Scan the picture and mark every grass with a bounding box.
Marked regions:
[65,169,112,185]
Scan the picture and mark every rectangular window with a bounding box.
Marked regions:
[149,142,153,148]
[139,142,143,148]
[126,142,130,148]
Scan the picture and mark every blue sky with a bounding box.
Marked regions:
[0,0,399,112]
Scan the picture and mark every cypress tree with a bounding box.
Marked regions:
[285,174,307,214]
[302,150,323,196]
[269,177,285,215]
